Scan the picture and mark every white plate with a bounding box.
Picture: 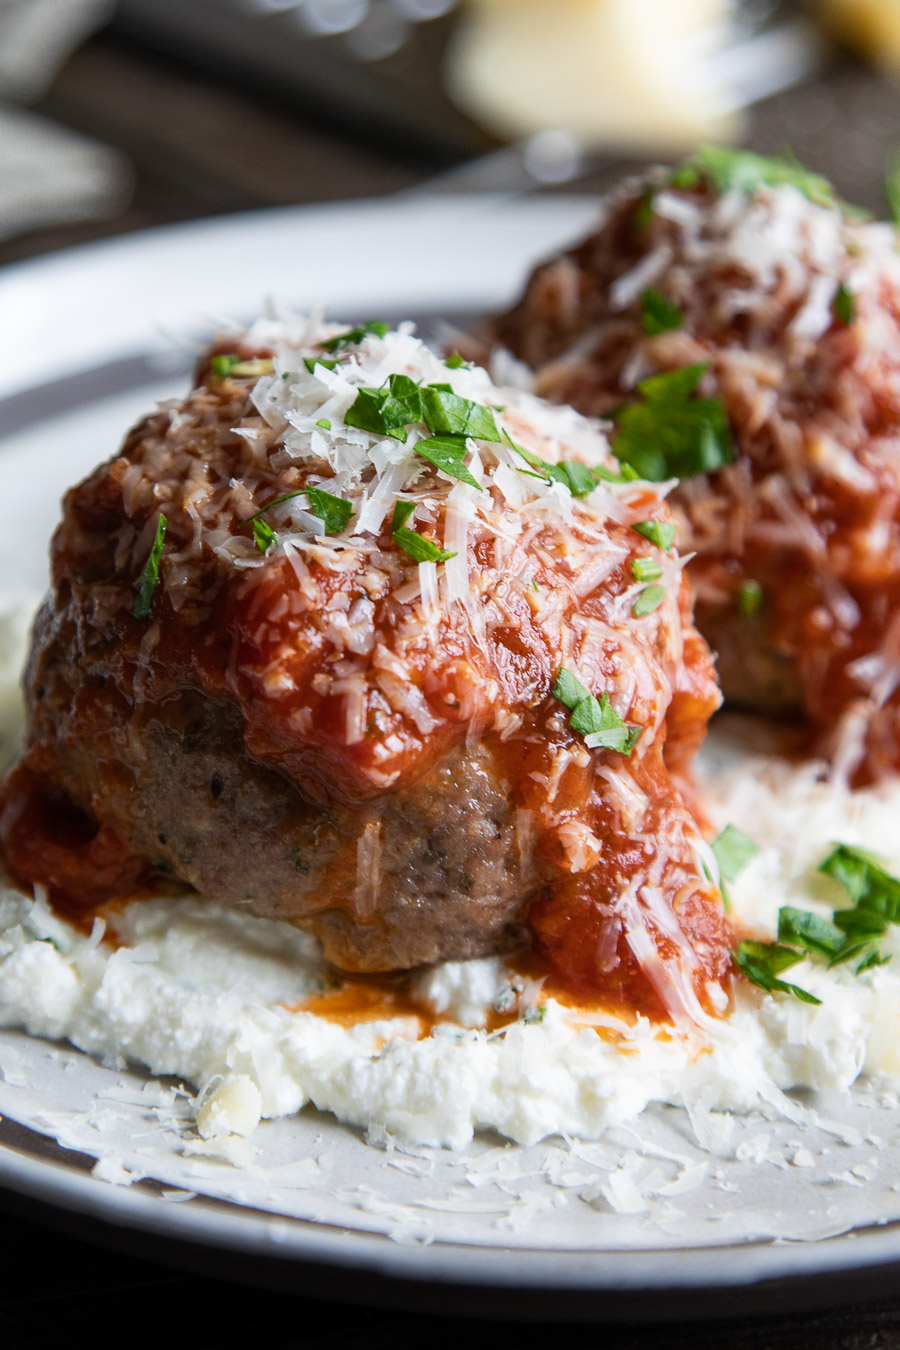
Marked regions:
[4,196,900,1318]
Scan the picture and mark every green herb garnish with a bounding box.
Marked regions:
[445,352,469,369]
[421,386,501,442]
[817,844,900,969]
[734,941,822,1006]
[211,354,274,378]
[246,486,352,538]
[413,435,481,489]
[315,418,332,430]
[640,288,684,336]
[834,282,856,326]
[736,842,900,1002]
[819,843,900,915]
[550,668,641,755]
[252,518,276,554]
[738,578,764,616]
[631,519,676,551]
[245,489,305,524]
[711,824,759,884]
[390,500,455,564]
[631,557,663,582]
[505,434,612,498]
[343,376,502,456]
[306,487,353,535]
[319,321,390,353]
[633,585,667,617]
[551,668,591,711]
[685,145,836,208]
[611,363,733,482]
[210,354,241,378]
[633,189,655,232]
[345,374,423,441]
[131,514,167,619]
[303,357,339,374]
[777,907,847,963]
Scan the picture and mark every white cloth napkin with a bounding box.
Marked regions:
[0,0,131,243]
[0,0,113,101]
[0,104,132,243]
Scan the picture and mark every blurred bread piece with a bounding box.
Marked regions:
[446,0,742,152]
[818,0,900,71]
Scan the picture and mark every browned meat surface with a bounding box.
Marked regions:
[0,318,731,1021]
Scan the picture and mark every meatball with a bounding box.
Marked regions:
[0,318,730,1022]
[491,150,900,784]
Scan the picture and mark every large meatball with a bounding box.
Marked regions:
[0,318,730,1022]
[492,150,900,783]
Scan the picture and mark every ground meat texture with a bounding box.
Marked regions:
[491,170,900,784]
[0,318,731,1021]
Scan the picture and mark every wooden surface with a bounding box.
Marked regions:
[7,24,900,1347]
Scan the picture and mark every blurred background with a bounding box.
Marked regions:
[4,0,900,271]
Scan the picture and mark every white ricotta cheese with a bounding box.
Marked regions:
[3,600,900,1151]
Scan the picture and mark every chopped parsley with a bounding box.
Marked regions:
[707,823,758,914]
[738,578,764,617]
[252,518,276,554]
[734,941,822,1006]
[632,585,666,617]
[245,485,352,539]
[633,189,655,233]
[245,489,305,524]
[711,824,759,884]
[834,282,856,326]
[777,907,847,963]
[304,357,339,374]
[211,354,273,378]
[506,433,619,497]
[550,668,641,755]
[818,843,900,969]
[306,486,353,535]
[318,321,390,353]
[421,386,501,442]
[131,514,167,619]
[343,377,499,483]
[680,145,836,208]
[551,668,590,710]
[631,557,662,582]
[345,374,423,441]
[734,842,900,1003]
[315,418,332,430]
[640,288,684,336]
[390,500,455,564]
[413,436,482,489]
[210,353,240,378]
[631,519,676,551]
[611,363,733,481]
[445,352,470,369]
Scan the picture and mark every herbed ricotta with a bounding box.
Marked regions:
[2,591,900,1151]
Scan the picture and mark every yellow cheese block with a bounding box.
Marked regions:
[446,0,742,152]
[818,0,900,71]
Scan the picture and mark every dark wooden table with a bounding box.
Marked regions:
[7,24,900,1347]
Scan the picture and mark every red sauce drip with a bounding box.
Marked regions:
[0,757,151,922]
